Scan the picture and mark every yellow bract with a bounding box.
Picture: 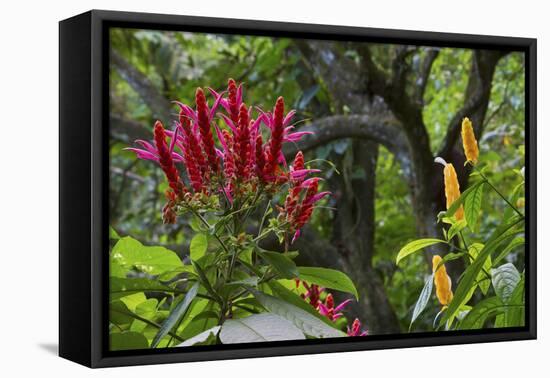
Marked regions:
[432,255,453,306]
[444,163,464,220]
[461,117,479,164]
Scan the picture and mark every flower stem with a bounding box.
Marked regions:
[470,164,524,218]
[190,208,231,255]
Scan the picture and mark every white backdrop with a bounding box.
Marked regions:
[0,0,546,376]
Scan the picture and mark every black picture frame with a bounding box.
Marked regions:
[59,9,537,368]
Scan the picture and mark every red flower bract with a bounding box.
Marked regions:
[195,88,219,173]
[235,103,252,180]
[264,96,285,180]
[227,78,240,125]
[178,115,204,193]
[153,121,187,197]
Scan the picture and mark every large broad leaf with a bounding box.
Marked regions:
[459,296,504,330]
[176,326,221,347]
[220,314,305,343]
[396,239,446,266]
[491,263,521,304]
[151,283,199,348]
[441,216,524,325]
[111,236,183,276]
[297,267,358,299]
[110,277,174,300]
[464,182,484,231]
[130,298,159,333]
[190,233,208,261]
[110,331,149,351]
[260,251,298,279]
[252,291,345,338]
[410,274,434,329]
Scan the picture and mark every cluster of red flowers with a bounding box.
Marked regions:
[297,280,368,337]
[127,79,327,240]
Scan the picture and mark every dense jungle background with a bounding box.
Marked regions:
[109,28,525,334]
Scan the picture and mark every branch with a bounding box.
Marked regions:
[437,50,508,158]
[111,49,173,122]
[284,114,403,153]
[415,48,440,105]
[283,114,412,176]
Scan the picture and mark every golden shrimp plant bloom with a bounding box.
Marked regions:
[432,255,453,306]
[443,161,464,221]
[461,117,479,164]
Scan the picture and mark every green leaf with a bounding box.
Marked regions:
[441,180,486,220]
[410,274,434,329]
[267,281,335,326]
[111,236,183,276]
[297,267,358,299]
[441,216,524,324]
[191,260,220,303]
[110,277,173,300]
[130,298,159,332]
[252,291,345,338]
[176,326,221,347]
[190,233,208,261]
[459,296,504,330]
[260,251,298,279]
[119,292,146,312]
[504,276,525,327]
[464,182,484,230]
[151,283,199,348]
[109,300,134,326]
[491,263,521,304]
[447,220,468,241]
[493,236,525,266]
[110,331,149,351]
[226,277,259,288]
[395,239,446,266]
[219,314,305,343]
[468,243,491,295]
[109,226,120,240]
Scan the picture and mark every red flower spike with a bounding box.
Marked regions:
[293,151,304,172]
[227,78,240,125]
[178,116,203,192]
[264,97,285,179]
[300,281,323,309]
[293,179,319,229]
[179,109,208,179]
[153,121,187,197]
[318,293,352,321]
[195,88,219,173]
[235,103,251,180]
[347,318,368,337]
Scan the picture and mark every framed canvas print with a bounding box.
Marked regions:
[59,10,536,368]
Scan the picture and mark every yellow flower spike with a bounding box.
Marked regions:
[461,117,479,164]
[436,158,464,221]
[432,255,454,306]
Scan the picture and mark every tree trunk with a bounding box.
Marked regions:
[330,140,401,334]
